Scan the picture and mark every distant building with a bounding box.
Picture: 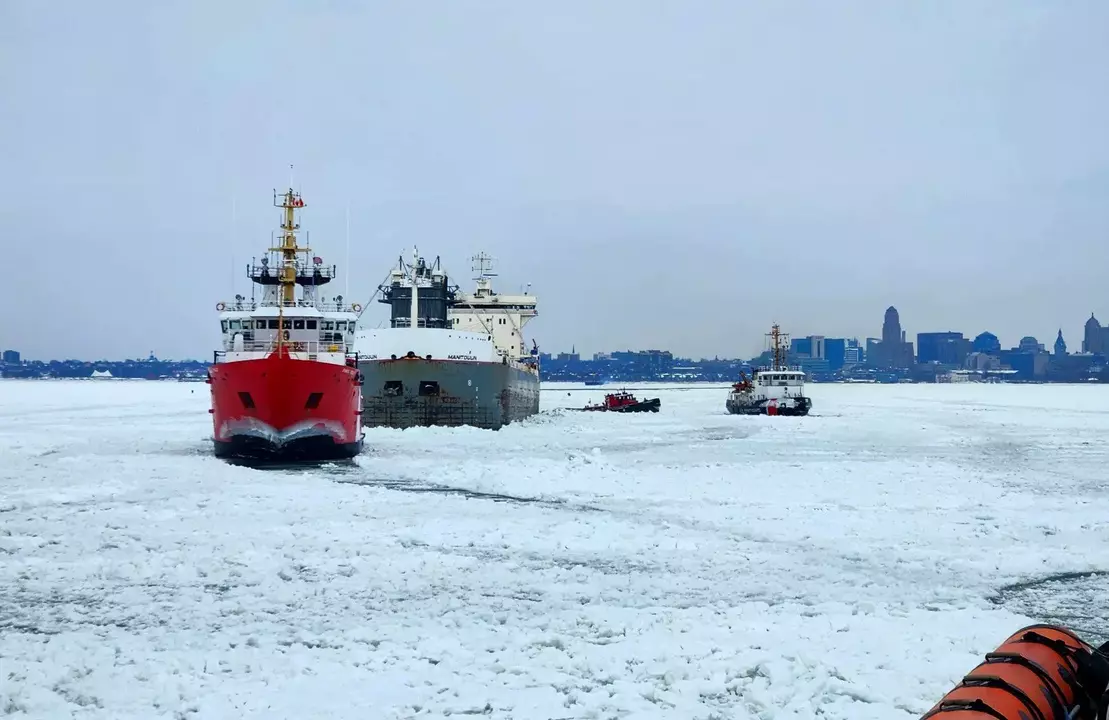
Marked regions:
[1,350,19,364]
[917,332,970,366]
[1018,336,1045,354]
[1047,351,1100,382]
[865,338,880,364]
[556,346,580,363]
[965,352,1001,372]
[843,340,863,367]
[796,357,831,374]
[788,335,847,372]
[790,335,827,360]
[610,349,674,374]
[823,338,847,371]
[1054,330,1067,357]
[1082,314,1109,355]
[1007,352,1050,380]
[871,306,914,368]
[972,332,1001,355]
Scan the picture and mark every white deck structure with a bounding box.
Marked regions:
[353,250,539,373]
[451,252,538,366]
[745,367,808,402]
[214,189,361,365]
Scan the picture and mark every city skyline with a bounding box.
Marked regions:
[4,302,1105,364]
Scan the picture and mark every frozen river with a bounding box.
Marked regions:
[2,380,1109,719]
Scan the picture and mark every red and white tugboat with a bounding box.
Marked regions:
[578,390,661,413]
[207,186,365,462]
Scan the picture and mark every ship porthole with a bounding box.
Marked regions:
[468,379,472,387]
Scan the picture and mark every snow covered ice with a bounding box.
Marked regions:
[3,380,1109,719]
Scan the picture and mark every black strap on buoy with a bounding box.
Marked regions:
[923,698,1012,720]
[958,678,1049,720]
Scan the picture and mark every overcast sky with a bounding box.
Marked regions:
[2,1,1107,360]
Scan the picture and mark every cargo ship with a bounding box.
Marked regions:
[354,250,540,429]
[726,324,813,416]
[207,186,365,461]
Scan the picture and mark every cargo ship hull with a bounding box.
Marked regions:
[358,358,539,430]
[209,353,364,461]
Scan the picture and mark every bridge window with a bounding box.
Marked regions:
[306,320,317,330]
[221,321,228,333]
[322,321,335,331]
[229,320,242,330]
[293,319,305,330]
[268,319,280,329]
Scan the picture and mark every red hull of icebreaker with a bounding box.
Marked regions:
[207,351,363,462]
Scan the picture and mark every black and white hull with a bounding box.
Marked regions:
[726,394,811,416]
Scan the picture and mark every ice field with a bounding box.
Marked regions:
[3,380,1109,719]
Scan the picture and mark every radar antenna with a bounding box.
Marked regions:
[471,252,497,281]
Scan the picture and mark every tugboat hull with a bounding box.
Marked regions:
[581,398,660,413]
[208,354,364,462]
[726,396,812,417]
[358,358,540,430]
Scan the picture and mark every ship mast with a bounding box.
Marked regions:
[768,323,788,370]
[409,246,419,330]
[271,186,308,350]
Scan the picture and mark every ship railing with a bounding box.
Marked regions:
[214,339,353,362]
[754,364,806,373]
[248,263,338,282]
[217,299,359,313]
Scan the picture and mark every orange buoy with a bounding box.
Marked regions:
[920,624,1109,720]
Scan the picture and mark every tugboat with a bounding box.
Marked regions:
[726,324,812,416]
[207,185,365,461]
[579,390,661,413]
[353,250,541,430]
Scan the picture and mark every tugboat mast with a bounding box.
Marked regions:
[768,323,789,370]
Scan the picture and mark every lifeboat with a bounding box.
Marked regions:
[920,624,1109,720]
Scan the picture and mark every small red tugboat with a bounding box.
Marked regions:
[578,390,661,413]
[207,185,364,462]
